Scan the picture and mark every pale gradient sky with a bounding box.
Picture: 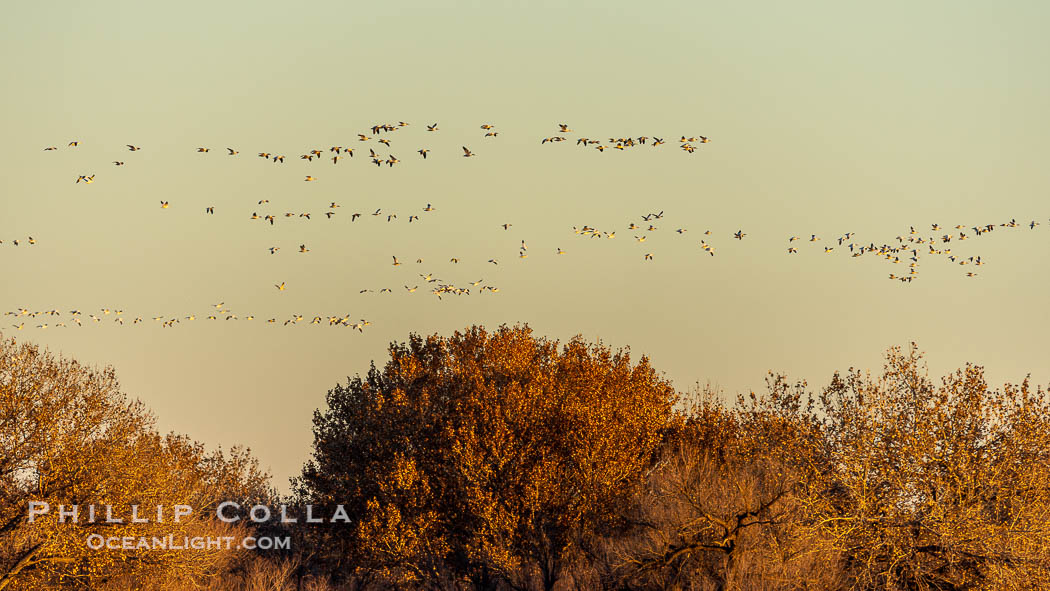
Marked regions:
[2,0,1048,490]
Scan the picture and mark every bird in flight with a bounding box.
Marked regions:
[227,148,238,155]
[462,146,475,157]
[160,201,169,209]
[127,145,141,151]
[275,282,286,291]
[197,147,209,152]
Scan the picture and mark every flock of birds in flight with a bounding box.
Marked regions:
[5,122,1047,331]
[572,215,1045,282]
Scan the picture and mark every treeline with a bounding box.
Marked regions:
[2,327,1049,590]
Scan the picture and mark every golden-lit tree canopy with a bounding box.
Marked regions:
[798,345,1050,590]
[6,328,1049,591]
[291,332,1050,591]
[0,336,271,590]
[591,347,1050,591]
[295,324,679,590]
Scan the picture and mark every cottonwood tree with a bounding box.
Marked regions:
[0,336,270,590]
[294,324,679,590]
[761,344,1050,590]
[612,385,843,591]
[612,345,1050,591]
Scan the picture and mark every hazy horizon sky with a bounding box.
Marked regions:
[2,0,1048,490]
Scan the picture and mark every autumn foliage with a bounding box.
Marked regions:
[3,327,1050,590]
[294,325,680,590]
[0,336,270,590]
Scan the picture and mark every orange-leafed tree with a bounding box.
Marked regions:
[755,344,1050,590]
[294,324,679,590]
[0,335,271,590]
